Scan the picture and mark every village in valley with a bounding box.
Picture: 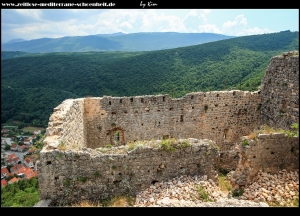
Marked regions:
[1,124,45,187]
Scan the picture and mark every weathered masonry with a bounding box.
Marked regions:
[38,139,219,204]
[39,51,299,204]
[45,89,261,171]
[45,90,261,149]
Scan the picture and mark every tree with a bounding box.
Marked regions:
[18,123,25,129]
[5,144,11,150]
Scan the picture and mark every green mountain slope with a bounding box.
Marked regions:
[1,30,298,127]
[1,32,235,53]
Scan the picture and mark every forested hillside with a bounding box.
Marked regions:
[1,32,235,52]
[1,30,298,127]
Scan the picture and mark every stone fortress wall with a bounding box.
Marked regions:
[38,139,219,203]
[260,51,299,130]
[45,90,261,170]
[38,51,299,204]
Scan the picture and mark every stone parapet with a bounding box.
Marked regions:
[37,138,219,205]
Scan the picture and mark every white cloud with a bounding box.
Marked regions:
[200,9,211,23]
[223,14,247,29]
[237,27,274,36]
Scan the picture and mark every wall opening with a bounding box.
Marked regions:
[130,98,133,102]
[151,180,159,185]
[114,130,120,143]
[180,115,184,122]
[109,101,111,105]
[163,96,165,102]
[120,99,122,103]
[224,129,229,139]
[141,98,144,103]
[109,127,125,145]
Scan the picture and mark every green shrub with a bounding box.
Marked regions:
[63,178,71,187]
[241,139,249,146]
[159,138,176,152]
[78,176,88,183]
[232,188,244,197]
[93,171,100,178]
[178,140,191,148]
[196,186,213,202]
[106,144,113,148]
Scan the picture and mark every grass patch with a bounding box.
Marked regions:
[63,178,71,187]
[178,140,192,148]
[57,141,67,150]
[196,185,213,202]
[217,170,232,193]
[247,131,258,140]
[241,139,249,147]
[78,176,88,183]
[71,200,102,207]
[159,138,176,152]
[93,171,101,178]
[22,126,45,134]
[105,144,113,148]
[71,195,136,207]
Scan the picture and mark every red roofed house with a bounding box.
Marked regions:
[15,166,27,175]
[26,170,38,179]
[28,155,37,163]
[23,138,32,145]
[10,164,23,174]
[24,158,34,168]
[23,168,33,177]
[8,177,21,184]
[5,156,20,166]
[1,129,9,133]
[6,173,14,178]
[9,153,16,158]
[11,144,18,151]
[18,145,26,152]
[1,179,8,187]
[1,167,9,178]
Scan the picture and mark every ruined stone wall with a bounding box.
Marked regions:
[85,91,260,150]
[231,133,299,188]
[44,99,86,149]
[260,51,299,130]
[82,91,260,170]
[37,139,219,204]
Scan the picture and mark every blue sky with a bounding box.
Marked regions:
[1,9,299,43]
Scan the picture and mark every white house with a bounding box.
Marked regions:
[33,130,41,135]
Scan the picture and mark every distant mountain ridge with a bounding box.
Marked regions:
[1,30,298,127]
[1,32,235,52]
